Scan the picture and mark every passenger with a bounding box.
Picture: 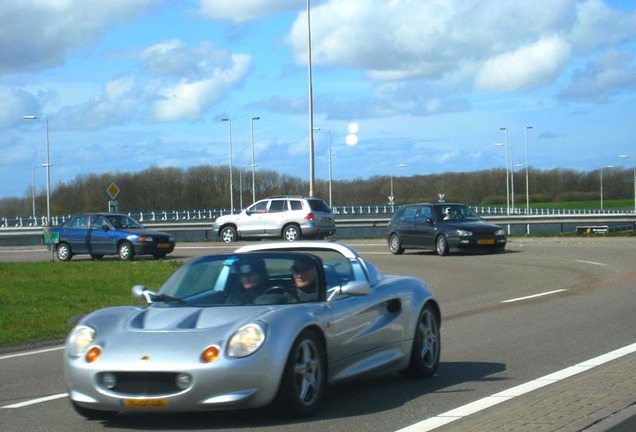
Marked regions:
[227,257,270,304]
[291,258,318,302]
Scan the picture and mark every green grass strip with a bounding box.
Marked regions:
[0,260,182,348]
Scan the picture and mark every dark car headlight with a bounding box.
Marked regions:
[456,229,473,237]
[227,323,266,358]
[495,229,505,236]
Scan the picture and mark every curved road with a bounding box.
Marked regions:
[1,237,635,432]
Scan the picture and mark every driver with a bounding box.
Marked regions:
[226,257,271,304]
[291,258,318,302]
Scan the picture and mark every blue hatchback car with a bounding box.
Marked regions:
[48,213,175,261]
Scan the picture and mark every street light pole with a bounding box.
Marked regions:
[307,0,315,198]
[313,128,333,207]
[524,126,533,215]
[250,116,260,204]
[23,116,51,226]
[499,127,510,214]
[618,154,636,213]
[32,163,47,218]
[221,118,234,212]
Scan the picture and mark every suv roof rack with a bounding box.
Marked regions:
[267,195,306,198]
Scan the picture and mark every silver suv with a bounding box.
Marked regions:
[212,195,336,242]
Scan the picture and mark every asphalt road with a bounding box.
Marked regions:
[1,237,635,432]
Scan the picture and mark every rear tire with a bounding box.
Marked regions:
[274,329,326,417]
[389,233,404,255]
[56,243,73,261]
[282,224,301,242]
[435,235,449,256]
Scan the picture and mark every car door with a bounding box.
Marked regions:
[88,215,116,254]
[64,215,90,253]
[413,205,436,248]
[262,199,288,235]
[324,259,406,378]
[237,200,268,236]
[397,206,418,247]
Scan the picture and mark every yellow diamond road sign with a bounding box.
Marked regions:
[106,182,120,200]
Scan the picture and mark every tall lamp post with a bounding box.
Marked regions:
[313,128,333,207]
[250,116,260,204]
[618,154,636,213]
[221,118,234,212]
[23,116,51,226]
[32,163,47,218]
[524,126,533,215]
[600,165,615,210]
[307,0,315,197]
[494,132,510,214]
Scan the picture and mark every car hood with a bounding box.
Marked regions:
[118,228,172,237]
[438,220,503,233]
[83,305,274,334]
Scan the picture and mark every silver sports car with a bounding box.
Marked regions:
[64,241,441,419]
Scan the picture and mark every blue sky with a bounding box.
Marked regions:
[1,0,635,201]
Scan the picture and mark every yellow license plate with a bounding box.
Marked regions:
[157,243,170,248]
[123,398,168,408]
[478,239,495,245]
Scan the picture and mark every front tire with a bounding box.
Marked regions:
[282,224,301,242]
[389,233,404,255]
[274,329,326,417]
[56,243,73,261]
[403,303,441,378]
[220,226,238,243]
[118,241,135,261]
[435,235,449,256]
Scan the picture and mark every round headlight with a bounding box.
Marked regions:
[68,325,95,357]
[227,323,266,358]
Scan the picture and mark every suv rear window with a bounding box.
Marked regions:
[308,199,331,213]
[290,200,303,211]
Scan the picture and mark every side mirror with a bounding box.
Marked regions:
[132,285,154,303]
[328,281,371,300]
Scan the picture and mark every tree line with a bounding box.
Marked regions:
[0,165,633,218]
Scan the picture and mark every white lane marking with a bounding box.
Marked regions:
[395,342,636,432]
[501,289,567,303]
[0,346,64,361]
[573,259,608,267]
[1,393,68,409]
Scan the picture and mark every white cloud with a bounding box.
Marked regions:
[140,40,228,78]
[150,53,252,122]
[198,0,300,23]
[0,87,40,127]
[475,36,572,92]
[0,0,161,73]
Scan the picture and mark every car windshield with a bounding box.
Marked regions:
[438,205,481,221]
[108,215,144,229]
[155,252,324,307]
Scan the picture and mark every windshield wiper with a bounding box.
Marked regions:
[151,293,188,305]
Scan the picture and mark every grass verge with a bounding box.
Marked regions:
[0,260,182,348]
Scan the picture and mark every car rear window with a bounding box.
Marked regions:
[308,199,331,213]
[290,200,303,211]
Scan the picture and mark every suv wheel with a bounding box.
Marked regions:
[282,224,301,241]
[220,226,238,243]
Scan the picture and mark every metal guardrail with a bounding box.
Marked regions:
[1,214,635,239]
